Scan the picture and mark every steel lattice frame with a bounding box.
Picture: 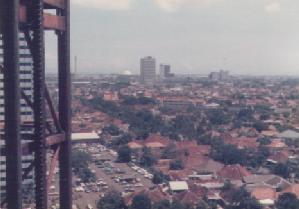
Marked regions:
[1,0,72,208]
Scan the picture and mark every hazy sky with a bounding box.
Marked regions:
[45,0,299,75]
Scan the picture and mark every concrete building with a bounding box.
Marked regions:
[209,70,230,81]
[0,32,34,201]
[159,64,174,79]
[140,56,156,84]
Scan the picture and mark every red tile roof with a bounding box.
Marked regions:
[217,164,252,180]
[281,184,299,198]
[124,187,170,205]
[173,184,207,205]
[225,137,258,149]
[250,186,276,201]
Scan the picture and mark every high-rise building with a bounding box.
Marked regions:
[209,70,230,81]
[140,56,156,84]
[159,64,174,79]
[0,32,34,202]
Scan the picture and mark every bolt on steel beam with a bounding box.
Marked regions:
[58,0,72,208]
[31,0,48,208]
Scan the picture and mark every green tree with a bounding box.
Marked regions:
[117,145,132,163]
[103,124,121,136]
[161,143,177,159]
[211,143,246,165]
[276,193,299,209]
[237,108,254,122]
[172,115,196,139]
[245,146,270,168]
[273,163,291,179]
[113,133,132,146]
[131,194,152,209]
[196,201,209,209]
[171,201,193,209]
[207,109,231,125]
[221,180,233,191]
[228,187,262,209]
[77,167,96,183]
[152,170,169,184]
[257,137,271,146]
[71,149,92,173]
[169,159,184,170]
[253,121,268,132]
[140,147,157,167]
[153,200,171,209]
[97,191,127,209]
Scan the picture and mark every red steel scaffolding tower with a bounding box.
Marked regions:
[1,0,72,208]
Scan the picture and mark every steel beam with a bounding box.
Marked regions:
[19,5,66,31]
[46,133,65,147]
[2,0,22,208]
[44,0,65,9]
[47,146,60,192]
[43,13,65,31]
[58,0,72,208]
[31,0,47,208]
[45,87,63,132]
[1,133,64,156]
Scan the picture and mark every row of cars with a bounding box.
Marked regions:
[73,142,154,197]
[96,161,126,175]
[74,178,109,193]
[128,162,154,180]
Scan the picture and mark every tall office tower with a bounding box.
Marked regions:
[0,32,34,203]
[140,56,156,84]
[159,64,172,79]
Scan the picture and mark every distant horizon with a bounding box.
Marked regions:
[46,71,299,78]
[46,0,299,76]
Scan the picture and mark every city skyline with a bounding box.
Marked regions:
[44,0,299,76]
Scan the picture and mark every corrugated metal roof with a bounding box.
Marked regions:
[169,181,189,191]
[71,132,99,141]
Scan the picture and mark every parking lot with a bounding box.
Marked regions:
[72,143,154,209]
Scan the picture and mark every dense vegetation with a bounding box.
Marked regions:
[71,149,96,183]
[117,145,132,163]
[96,189,299,209]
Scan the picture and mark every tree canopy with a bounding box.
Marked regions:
[276,193,299,209]
[140,147,157,167]
[117,145,132,163]
[131,194,152,209]
[97,191,127,209]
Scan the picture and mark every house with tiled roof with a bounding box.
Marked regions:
[267,150,290,164]
[277,129,299,139]
[127,134,170,156]
[281,184,299,198]
[172,184,207,205]
[217,164,251,181]
[127,140,143,150]
[124,187,170,205]
[267,138,287,149]
[247,185,276,207]
[195,159,224,175]
[224,137,259,149]
[244,174,291,191]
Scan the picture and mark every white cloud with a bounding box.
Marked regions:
[265,1,281,13]
[72,0,132,10]
[154,0,185,12]
[154,0,218,12]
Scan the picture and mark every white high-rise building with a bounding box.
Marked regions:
[0,32,34,202]
[140,56,156,84]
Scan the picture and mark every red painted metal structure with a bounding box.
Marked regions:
[1,0,72,208]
